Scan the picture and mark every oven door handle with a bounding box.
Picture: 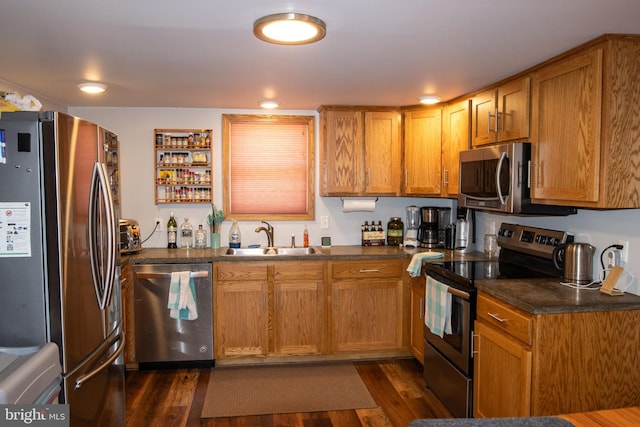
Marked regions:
[447,286,470,300]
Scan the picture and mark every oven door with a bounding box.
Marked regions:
[423,272,473,375]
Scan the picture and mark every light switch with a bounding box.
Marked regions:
[320,216,329,229]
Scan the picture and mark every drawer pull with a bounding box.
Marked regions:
[358,269,380,273]
[488,312,507,323]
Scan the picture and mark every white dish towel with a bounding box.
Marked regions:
[167,271,198,320]
[425,275,452,338]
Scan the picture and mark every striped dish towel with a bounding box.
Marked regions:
[406,251,444,277]
[425,275,452,338]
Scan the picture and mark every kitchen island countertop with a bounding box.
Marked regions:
[475,277,640,314]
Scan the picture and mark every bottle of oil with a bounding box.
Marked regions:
[167,212,177,249]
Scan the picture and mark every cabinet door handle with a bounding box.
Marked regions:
[488,312,507,323]
[419,297,424,318]
[443,168,449,186]
[472,332,478,357]
[263,292,267,312]
[358,269,380,273]
[367,169,371,186]
[405,169,409,186]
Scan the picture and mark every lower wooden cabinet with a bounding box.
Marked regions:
[330,259,404,353]
[215,261,325,359]
[473,321,532,417]
[121,262,136,366]
[409,277,425,363]
[474,292,640,417]
[215,262,269,358]
[215,258,408,362]
[273,262,325,355]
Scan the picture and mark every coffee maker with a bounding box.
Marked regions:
[417,207,439,248]
[404,206,421,247]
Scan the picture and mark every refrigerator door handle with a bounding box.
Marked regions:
[74,331,124,390]
[88,161,117,310]
[63,321,122,379]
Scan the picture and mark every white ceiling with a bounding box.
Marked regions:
[2,0,639,110]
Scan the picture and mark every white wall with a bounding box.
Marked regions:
[70,107,640,295]
[475,210,640,295]
[70,106,456,247]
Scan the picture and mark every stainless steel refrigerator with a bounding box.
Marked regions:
[0,111,124,426]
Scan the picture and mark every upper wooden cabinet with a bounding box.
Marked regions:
[402,106,443,196]
[319,106,401,196]
[471,77,530,147]
[442,99,471,196]
[530,36,640,208]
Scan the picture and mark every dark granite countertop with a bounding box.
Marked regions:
[123,246,640,315]
[123,245,488,264]
[475,277,640,314]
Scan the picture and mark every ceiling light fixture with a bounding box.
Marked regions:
[259,100,280,109]
[78,82,108,94]
[254,13,326,45]
[418,95,441,105]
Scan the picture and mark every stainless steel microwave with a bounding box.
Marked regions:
[458,142,576,216]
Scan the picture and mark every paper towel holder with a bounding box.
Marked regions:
[340,197,378,202]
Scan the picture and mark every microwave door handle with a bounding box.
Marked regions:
[496,151,508,205]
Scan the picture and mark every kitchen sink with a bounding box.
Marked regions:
[224,247,317,256]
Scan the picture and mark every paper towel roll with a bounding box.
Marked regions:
[342,198,376,213]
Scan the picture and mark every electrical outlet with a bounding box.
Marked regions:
[320,216,330,229]
[155,217,163,232]
[607,250,621,269]
[619,240,629,263]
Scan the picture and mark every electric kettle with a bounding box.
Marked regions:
[553,242,596,284]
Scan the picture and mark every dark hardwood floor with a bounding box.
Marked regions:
[125,358,453,427]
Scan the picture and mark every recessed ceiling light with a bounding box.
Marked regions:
[418,95,441,105]
[254,13,326,45]
[78,82,108,94]
[259,100,280,109]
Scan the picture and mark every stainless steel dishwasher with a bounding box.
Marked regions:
[133,263,213,366]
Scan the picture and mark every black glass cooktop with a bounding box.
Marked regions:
[423,253,562,290]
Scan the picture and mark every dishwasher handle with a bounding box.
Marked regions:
[135,271,209,279]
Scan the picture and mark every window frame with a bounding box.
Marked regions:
[221,113,315,221]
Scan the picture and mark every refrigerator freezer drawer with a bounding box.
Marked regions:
[133,264,213,363]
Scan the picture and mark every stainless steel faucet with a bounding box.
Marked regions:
[255,221,274,247]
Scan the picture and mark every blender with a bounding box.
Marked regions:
[404,206,421,247]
